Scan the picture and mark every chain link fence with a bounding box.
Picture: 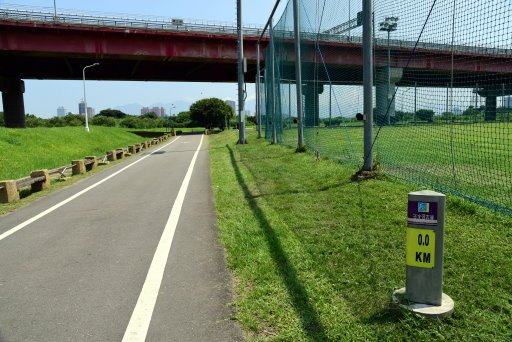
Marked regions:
[260,0,512,216]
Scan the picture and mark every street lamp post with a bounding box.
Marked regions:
[82,62,99,132]
[379,16,398,125]
[53,0,57,21]
[169,104,176,134]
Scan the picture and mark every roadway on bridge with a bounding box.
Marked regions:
[0,134,243,341]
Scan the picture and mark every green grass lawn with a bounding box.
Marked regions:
[276,122,512,215]
[0,126,148,180]
[210,129,512,341]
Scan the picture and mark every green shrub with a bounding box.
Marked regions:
[25,114,46,127]
[119,116,140,128]
[45,117,65,127]
[62,114,85,126]
[91,116,116,127]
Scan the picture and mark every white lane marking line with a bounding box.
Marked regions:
[0,137,182,243]
[122,134,204,342]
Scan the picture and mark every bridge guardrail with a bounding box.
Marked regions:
[2,5,511,56]
[0,6,266,37]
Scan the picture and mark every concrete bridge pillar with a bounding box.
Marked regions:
[303,82,324,127]
[0,77,26,128]
[376,67,403,125]
[477,86,499,121]
[485,94,497,122]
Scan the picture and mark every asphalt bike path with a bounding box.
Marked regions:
[0,134,243,342]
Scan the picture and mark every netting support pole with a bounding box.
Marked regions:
[270,18,277,145]
[329,83,332,126]
[256,42,262,139]
[475,82,479,109]
[289,80,292,129]
[362,0,374,171]
[293,0,304,150]
[445,84,449,114]
[236,0,246,144]
[502,84,505,109]
[414,82,417,123]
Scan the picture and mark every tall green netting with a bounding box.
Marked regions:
[261,0,512,216]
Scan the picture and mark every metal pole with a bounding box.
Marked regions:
[82,62,99,133]
[446,83,449,114]
[414,82,417,123]
[237,0,246,144]
[362,0,374,171]
[82,69,88,133]
[329,83,332,126]
[256,42,262,138]
[387,30,391,126]
[502,83,505,109]
[475,82,479,109]
[288,80,292,129]
[293,0,304,149]
[53,0,57,21]
[348,0,351,38]
[270,18,277,144]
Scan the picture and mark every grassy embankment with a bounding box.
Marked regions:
[0,126,153,215]
[210,129,512,341]
[0,126,148,181]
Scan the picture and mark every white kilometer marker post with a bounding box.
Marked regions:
[122,135,204,342]
[392,190,454,319]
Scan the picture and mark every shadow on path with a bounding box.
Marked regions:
[227,145,328,341]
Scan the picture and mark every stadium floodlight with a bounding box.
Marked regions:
[379,16,399,125]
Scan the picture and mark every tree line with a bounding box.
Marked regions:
[0,98,236,129]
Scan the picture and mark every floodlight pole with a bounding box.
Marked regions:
[387,30,391,125]
[379,17,398,126]
[270,18,277,144]
[256,42,262,138]
[82,62,99,133]
[237,0,246,144]
[293,0,304,149]
[362,0,373,171]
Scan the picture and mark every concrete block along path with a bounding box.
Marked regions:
[0,134,244,342]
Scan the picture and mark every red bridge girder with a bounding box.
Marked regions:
[1,20,512,87]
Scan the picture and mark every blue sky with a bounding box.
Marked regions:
[0,0,286,117]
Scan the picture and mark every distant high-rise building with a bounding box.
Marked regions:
[141,106,165,117]
[87,107,95,118]
[57,106,66,117]
[79,101,86,116]
[225,100,236,113]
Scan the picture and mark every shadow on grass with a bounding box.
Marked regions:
[363,305,403,325]
[248,181,352,199]
[227,144,328,341]
[128,130,167,138]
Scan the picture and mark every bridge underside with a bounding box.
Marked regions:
[277,63,512,88]
[0,54,254,83]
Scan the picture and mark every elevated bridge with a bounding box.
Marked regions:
[1,5,511,126]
